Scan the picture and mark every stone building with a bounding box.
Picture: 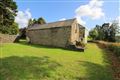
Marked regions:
[27,18,86,48]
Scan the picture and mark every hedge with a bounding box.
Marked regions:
[96,41,120,59]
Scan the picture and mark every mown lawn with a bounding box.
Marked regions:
[0,41,113,80]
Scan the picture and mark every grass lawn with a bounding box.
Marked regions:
[0,41,113,80]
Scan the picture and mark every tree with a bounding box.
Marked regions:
[33,19,37,24]
[28,19,33,27]
[109,20,120,42]
[89,29,98,40]
[9,22,19,35]
[91,21,119,42]
[94,25,103,40]
[101,23,110,41]
[0,22,19,35]
[37,17,46,24]
[0,0,17,34]
[28,17,46,27]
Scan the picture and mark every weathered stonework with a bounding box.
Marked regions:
[0,33,17,43]
[27,18,85,48]
[27,26,71,48]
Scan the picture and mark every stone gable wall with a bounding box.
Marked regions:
[70,20,84,45]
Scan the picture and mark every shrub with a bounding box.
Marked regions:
[113,46,120,57]
[97,41,120,59]
[107,45,115,52]
[76,41,85,48]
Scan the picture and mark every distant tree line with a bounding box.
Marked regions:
[0,0,19,35]
[89,20,120,42]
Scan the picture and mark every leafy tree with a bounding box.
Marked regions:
[0,25,10,34]
[33,19,37,24]
[37,17,46,24]
[0,0,17,34]
[94,25,103,40]
[109,20,120,42]
[89,29,98,40]
[9,22,19,35]
[28,19,33,27]
[101,23,110,41]
[0,22,19,35]
[28,17,46,27]
[90,21,119,42]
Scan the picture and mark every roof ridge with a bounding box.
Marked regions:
[49,18,76,23]
[36,18,76,26]
[28,18,77,30]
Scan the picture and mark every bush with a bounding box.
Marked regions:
[76,41,85,48]
[113,46,120,57]
[108,45,120,57]
[107,44,115,52]
[97,41,120,59]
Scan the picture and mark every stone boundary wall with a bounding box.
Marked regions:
[0,33,17,43]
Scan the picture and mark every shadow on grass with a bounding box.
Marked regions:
[76,61,113,80]
[0,56,61,80]
[16,40,84,52]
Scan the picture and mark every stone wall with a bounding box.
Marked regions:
[0,33,17,43]
[27,26,71,48]
[71,21,85,45]
[71,22,80,45]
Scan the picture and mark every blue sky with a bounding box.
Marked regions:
[15,0,120,30]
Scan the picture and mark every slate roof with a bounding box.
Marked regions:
[28,18,76,30]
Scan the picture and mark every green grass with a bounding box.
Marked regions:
[0,41,113,80]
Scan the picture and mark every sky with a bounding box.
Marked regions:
[15,0,120,30]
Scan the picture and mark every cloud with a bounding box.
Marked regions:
[15,8,32,28]
[116,16,120,26]
[75,0,104,25]
[117,16,120,22]
[76,16,86,25]
[59,18,66,21]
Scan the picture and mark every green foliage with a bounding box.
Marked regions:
[89,20,120,42]
[9,22,19,35]
[28,19,33,27]
[97,41,120,59]
[0,25,10,34]
[37,17,46,24]
[0,0,18,34]
[76,41,85,47]
[28,17,46,27]
[89,29,98,40]
[110,20,120,42]
[32,19,37,24]
[0,22,19,35]
[108,45,120,58]
[95,25,104,40]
